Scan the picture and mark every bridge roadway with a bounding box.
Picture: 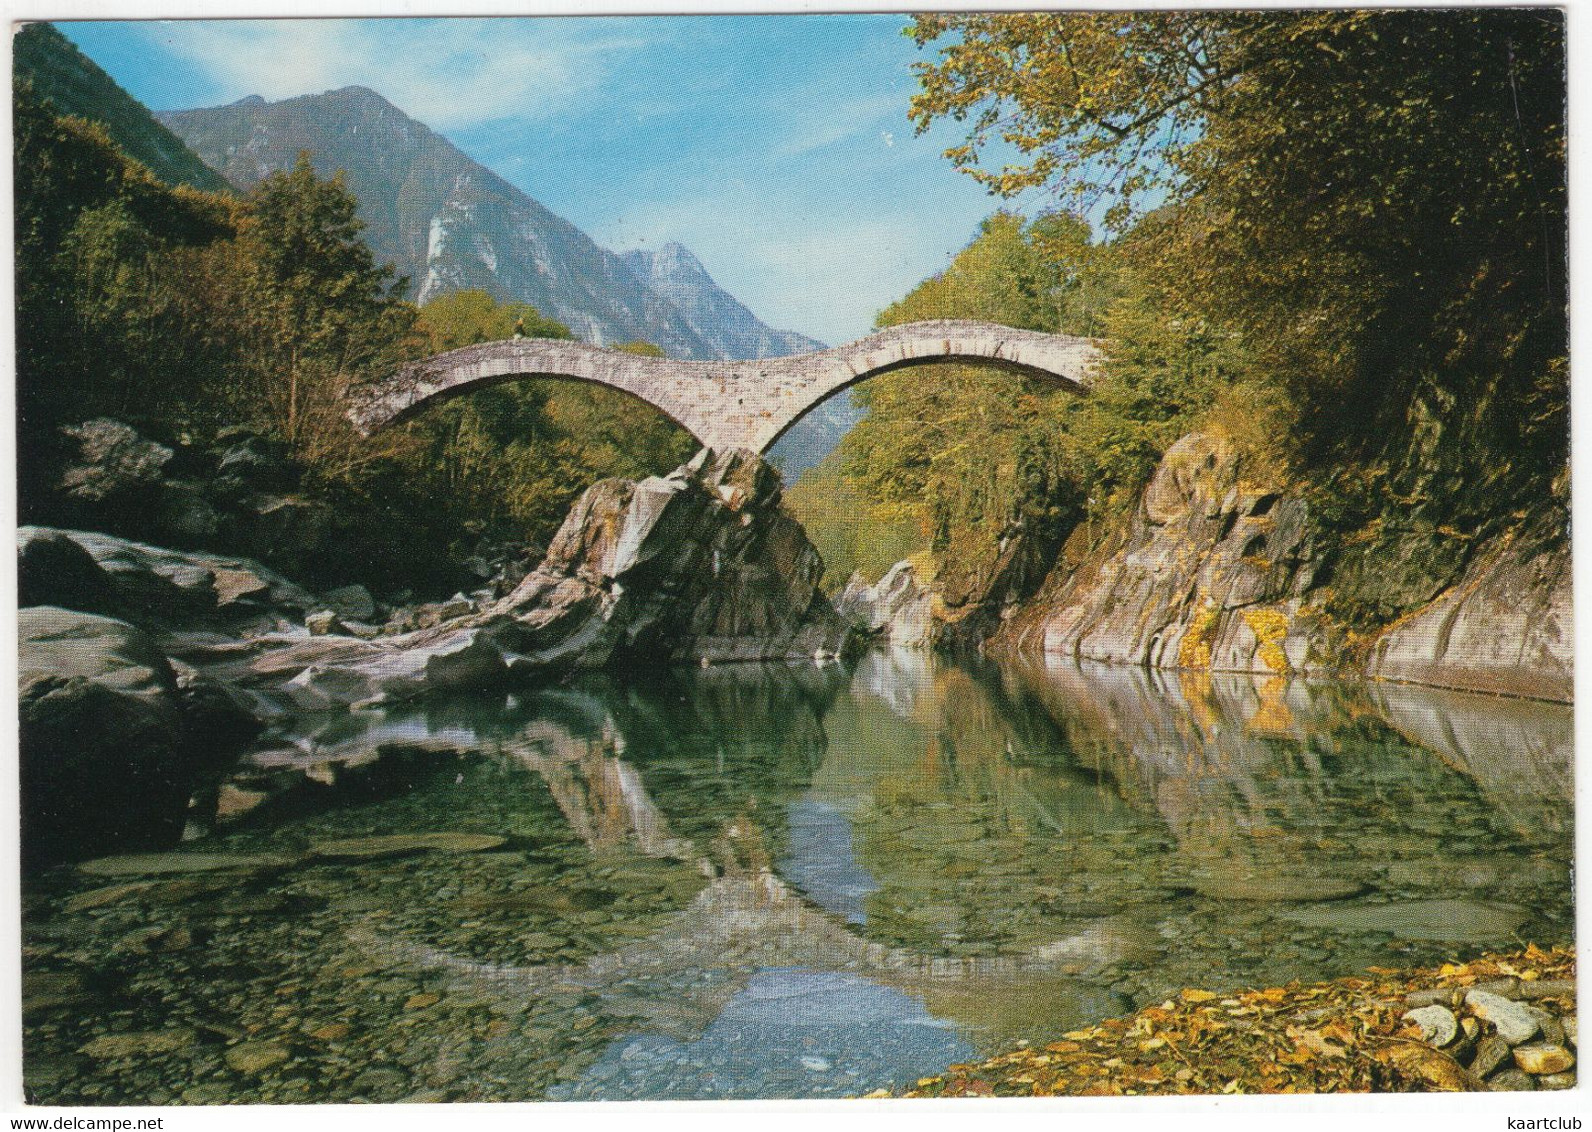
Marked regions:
[349,319,1101,454]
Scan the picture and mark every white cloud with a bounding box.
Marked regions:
[143,18,654,129]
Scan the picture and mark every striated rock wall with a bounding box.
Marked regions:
[993,432,1570,702]
[1365,515,1571,702]
[995,433,1331,678]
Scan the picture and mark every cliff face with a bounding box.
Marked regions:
[1364,514,1571,702]
[992,432,1570,702]
[620,243,824,360]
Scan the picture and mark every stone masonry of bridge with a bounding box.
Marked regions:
[348,319,1101,455]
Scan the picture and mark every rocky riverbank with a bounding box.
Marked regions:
[18,446,854,869]
[984,431,1570,703]
[899,946,1576,1096]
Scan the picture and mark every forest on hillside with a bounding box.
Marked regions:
[791,9,1566,637]
[14,81,693,593]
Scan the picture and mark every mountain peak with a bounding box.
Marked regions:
[622,243,825,360]
[624,241,710,283]
[326,84,391,106]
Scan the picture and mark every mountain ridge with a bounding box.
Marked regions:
[621,242,825,359]
[160,86,822,364]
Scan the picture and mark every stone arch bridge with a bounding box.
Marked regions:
[348,319,1100,455]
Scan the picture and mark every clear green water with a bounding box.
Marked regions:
[22,652,1572,1103]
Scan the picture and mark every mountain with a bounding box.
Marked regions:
[13,23,232,194]
[766,390,866,482]
[620,243,823,359]
[164,87,773,361]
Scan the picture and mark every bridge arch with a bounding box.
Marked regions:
[348,319,1101,455]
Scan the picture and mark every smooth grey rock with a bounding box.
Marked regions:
[19,608,189,869]
[1404,1005,1459,1048]
[1467,989,1543,1045]
[47,527,316,620]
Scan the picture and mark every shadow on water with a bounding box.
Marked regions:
[21,650,1572,1103]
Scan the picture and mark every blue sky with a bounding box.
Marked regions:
[58,15,1042,347]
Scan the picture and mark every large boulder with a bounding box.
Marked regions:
[58,419,173,503]
[23,527,318,624]
[491,448,854,671]
[836,561,935,648]
[19,608,190,869]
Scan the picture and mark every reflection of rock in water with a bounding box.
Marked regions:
[851,648,934,719]
[1365,683,1571,844]
[1006,659,1571,905]
[347,691,1143,1061]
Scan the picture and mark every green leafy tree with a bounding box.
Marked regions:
[228,153,415,461]
[13,81,233,513]
[907,10,1566,502]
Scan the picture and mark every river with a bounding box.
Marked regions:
[22,652,1573,1103]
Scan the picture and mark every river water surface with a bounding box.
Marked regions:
[22,653,1573,1103]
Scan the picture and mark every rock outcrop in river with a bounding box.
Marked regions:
[488,446,853,669]
[836,561,935,648]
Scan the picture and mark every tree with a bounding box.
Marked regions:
[13,81,234,514]
[229,153,415,461]
[907,11,1566,484]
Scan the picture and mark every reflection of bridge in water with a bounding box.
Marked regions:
[350,319,1100,454]
[350,673,1142,1049]
[337,654,1570,1082]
